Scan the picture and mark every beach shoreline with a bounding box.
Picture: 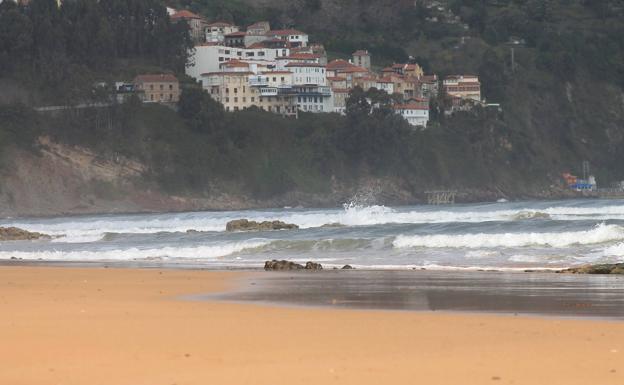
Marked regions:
[1,265,623,385]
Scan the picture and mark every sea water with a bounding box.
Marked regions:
[1,199,624,270]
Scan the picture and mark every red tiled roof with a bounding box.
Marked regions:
[340,66,368,73]
[134,74,178,83]
[283,53,321,60]
[201,71,254,77]
[171,10,202,20]
[207,21,234,27]
[327,59,355,70]
[248,42,269,49]
[284,62,325,68]
[268,29,307,36]
[222,61,250,68]
[394,102,429,110]
[327,76,346,81]
[225,31,246,37]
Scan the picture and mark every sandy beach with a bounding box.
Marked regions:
[1,266,623,385]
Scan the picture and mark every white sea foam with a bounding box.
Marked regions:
[3,202,624,243]
[393,223,624,249]
[600,242,624,257]
[0,240,269,262]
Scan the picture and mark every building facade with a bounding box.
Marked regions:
[442,75,481,102]
[133,74,180,103]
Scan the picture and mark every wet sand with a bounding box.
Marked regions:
[215,270,624,319]
[1,266,624,385]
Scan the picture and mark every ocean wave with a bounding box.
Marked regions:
[600,242,624,257]
[393,223,624,249]
[0,239,269,262]
[4,202,624,243]
[511,211,551,220]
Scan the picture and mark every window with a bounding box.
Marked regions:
[219,57,224,62]
[150,95,154,101]
[234,88,238,93]
[225,50,230,54]
[243,86,245,92]
[273,77,276,82]
[234,107,239,111]
[169,84,173,90]
[226,88,229,93]
[234,97,238,102]
[160,84,164,90]
[251,97,255,102]
[225,97,229,102]
[259,97,263,102]
[281,77,285,82]
[258,52,265,56]
[169,94,173,100]
[149,85,154,90]
[242,97,246,102]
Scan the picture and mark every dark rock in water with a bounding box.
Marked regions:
[264,260,323,271]
[559,264,624,275]
[341,264,353,270]
[0,227,51,241]
[264,260,304,271]
[305,262,323,270]
[226,219,299,232]
[320,223,346,228]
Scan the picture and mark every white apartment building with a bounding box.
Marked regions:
[186,44,290,80]
[285,63,332,113]
[265,29,309,48]
[394,100,429,127]
[442,75,481,102]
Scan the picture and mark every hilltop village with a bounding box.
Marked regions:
[137,7,485,128]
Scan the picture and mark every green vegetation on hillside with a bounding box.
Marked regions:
[1,0,624,204]
[0,0,192,104]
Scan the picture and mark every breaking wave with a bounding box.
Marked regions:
[393,223,624,249]
[4,202,624,243]
[0,239,269,262]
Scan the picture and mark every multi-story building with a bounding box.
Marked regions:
[201,71,298,116]
[285,62,333,113]
[171,10,207,43]
[244,21,271,47]
[133,74,180,103]
[224,31,246,47]
[442,75,481,102]
[186,44,290,80]
[205,22,240,43]
[266,29,309,48]
[394,98,429,127]
[352,50,371,70]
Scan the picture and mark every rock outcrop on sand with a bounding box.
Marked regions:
[341,264,353,269]
[226,219,299,232]
[0,227,50,241]
[264,260,323,271]
[559,264,624,275]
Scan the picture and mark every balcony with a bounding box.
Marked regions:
[260,87,278,96]
[249,77,269,87]
[292,86,332,97]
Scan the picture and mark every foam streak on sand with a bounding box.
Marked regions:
[393,223,624,249]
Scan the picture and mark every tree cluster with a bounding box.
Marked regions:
[0,0,192,101]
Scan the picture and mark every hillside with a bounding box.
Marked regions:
[0,0,623,216]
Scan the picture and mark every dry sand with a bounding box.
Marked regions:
[1,266,623,385]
